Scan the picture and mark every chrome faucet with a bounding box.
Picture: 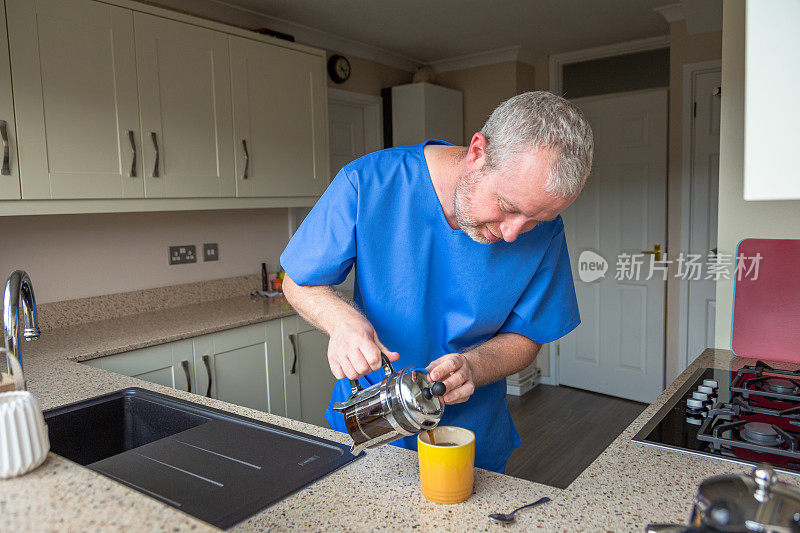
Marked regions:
[3,270,40,375]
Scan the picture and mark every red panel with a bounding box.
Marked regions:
[732,239,800,363]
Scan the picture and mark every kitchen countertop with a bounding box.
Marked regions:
[2,294,797,532]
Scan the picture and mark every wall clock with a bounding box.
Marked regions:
[328,54,351,84]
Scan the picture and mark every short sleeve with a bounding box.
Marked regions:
[280,168,358,286]
[498,218,580,344]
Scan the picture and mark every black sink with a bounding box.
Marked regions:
[47,392,209,465]
[44,388,361,529]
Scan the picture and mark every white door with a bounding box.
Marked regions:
[328,88,383,178]
[0,0,21,200]
[135,13,235,198]
[558,89,668,403]
[329,103,367,177]
[686,70,721,365]
[230,36,328,198]
[6,0,142,199]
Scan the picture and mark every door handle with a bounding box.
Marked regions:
[150,131,160,177]
[242,139,249,180]
[641,243,662,262]
[128,130,137,177]
[289,334,298,374]
[1,120,10,176]
[180,359,192,393]
[202,354,213,397]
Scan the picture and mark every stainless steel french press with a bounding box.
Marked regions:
[332,355,446,455]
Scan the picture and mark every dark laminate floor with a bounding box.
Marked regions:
[505,384,647,489]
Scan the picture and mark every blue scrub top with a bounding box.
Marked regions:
[280,139,580,473]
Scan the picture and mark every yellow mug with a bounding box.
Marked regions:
[417,426,475,504]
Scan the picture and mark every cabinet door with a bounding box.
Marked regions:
[94,343,176,388]
[135,13,235,198]
[193,323,270,412]
[230,36,329,197]
[6,0,142,199]
[282,317,335,426]
[0,0,21,200]
[170,340,195,394]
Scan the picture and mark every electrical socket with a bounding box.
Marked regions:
[169,245,197,265]
[203,243,219,262]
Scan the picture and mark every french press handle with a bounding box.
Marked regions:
[349,354,395,395]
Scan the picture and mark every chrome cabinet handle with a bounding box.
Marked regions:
[242,139,249,180]
[289,334,298,374]
[150,132,160,177]
[202,354,212,397]
[180,359,192,393]
[128,130,137,177]
[1,120,10,176]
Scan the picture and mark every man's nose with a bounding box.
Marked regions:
[500,217,525,243]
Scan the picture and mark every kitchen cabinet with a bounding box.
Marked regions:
[81,318,333,425]
[134,13,235,198]
[0,0,21,200]
[193,323,271,412]
[83,340,194,391]
[6,0,143,200]
[281,316,336,427]
[230,35,329,197]
[1,0,328,212]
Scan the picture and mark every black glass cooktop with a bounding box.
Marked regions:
[631,367,799,471]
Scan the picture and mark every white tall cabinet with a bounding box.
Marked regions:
[0,0,21,200]
[230,36,328,197]
[6,0,143,199]
[134,13,235,198]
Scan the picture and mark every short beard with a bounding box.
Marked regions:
[453,169,491,244]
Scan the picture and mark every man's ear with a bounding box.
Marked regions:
[465,132,488,170]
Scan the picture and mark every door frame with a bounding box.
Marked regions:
[288,88,384,236]
[548,35,670,95]
[678,60,722,372]
[543,36,670,387]
[327,87,384,159]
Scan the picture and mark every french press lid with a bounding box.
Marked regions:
[695,464,800,532]
[393,368,445,430]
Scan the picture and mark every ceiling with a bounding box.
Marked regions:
[213,0,673,65]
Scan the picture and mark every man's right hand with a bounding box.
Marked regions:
[327,315,399,380]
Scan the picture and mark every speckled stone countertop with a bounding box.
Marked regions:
[2,293,797,532]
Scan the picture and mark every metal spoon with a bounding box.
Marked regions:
[488,497,551,523]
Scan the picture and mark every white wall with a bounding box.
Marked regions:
[714,0,800,348]
[0,209,290,303]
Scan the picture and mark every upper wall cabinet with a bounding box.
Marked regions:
[0,0,21,200]
[1,0,329,210]
[6,0,143,199]
[230,36,329,197]
[134,13,235,198]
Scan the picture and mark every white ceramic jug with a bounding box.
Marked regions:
[0,347,49,479]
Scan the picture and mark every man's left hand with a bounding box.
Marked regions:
[425,353,476,404]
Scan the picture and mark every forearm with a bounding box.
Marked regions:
[463,333,542,387]
[282,275,363,336]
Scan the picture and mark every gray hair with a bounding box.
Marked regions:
[479,91,594,198]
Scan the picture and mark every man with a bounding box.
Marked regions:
[280,91,593,473]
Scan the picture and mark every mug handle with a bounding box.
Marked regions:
[1,347,25,391]
[348,353,396,394]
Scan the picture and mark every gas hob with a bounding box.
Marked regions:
[634,360,800,475]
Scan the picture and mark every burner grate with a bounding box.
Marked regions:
[698,401,800,460]
[731,360,800,404]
